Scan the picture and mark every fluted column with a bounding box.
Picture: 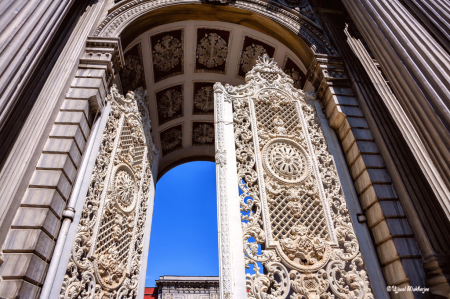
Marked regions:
[341,0,450,224]
[403,0,450,53]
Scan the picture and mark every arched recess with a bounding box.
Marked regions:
[47,2,389,299]
[115,19,320,179]
[92,0,336,178]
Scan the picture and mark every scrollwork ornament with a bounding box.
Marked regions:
[60,86,154,299]
[226,55,373,299]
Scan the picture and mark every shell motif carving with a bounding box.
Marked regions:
[218,55,374,299]
[60,86,156,299]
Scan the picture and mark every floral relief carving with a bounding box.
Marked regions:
[60,86,156,299]
[262,138,310,184]
[151,29,184,82]
[238,37,275,77]
[153,35,183,72]
[220,55,374,299]
[160,125,183,156]
[197,33,228,68]
[194,86,215,113]
[192,122,215,145]
[157,86,183,124]
[193,83,215,115]
[120,43,146,93]
[240,44,268,74]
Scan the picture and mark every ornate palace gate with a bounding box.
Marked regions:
[57,55,374,299]
[214,55,374,299]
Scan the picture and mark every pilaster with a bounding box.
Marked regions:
[307,54,424,298]
[0,37,123,299]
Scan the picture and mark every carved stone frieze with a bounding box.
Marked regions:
[218,55,374,299]
[60,85,156,299]
[93,0,335,55]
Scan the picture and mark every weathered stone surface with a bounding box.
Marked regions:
[0,253,48,285]
[22,188,65,217]
[0,279,41,299]
[50,124,86,151]
[43,138,82,166]
[29,170,72,200]
[55,111,90,138]
[12,207,61,238]
[37,154,77,183]
[4,229,55,261]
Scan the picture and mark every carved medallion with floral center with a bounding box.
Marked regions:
[192,122,215,145]
[153,35,182,72]
[194,86,214,113]
[240,44,268,74]
[116,170,134,206]
[112,164,137,213]
[196,33,228,68]
[263,138,310,184]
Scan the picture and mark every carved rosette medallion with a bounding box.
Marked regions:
[60,86,157,299]
[112,164,138,213]
[194,86,214,113]
[196,33,228,68]
[153,35,182,72]
[262,138,310,184]
[216,55,374,299]
[240,44,268,74]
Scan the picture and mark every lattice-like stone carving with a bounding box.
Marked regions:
[60,85,157,299]
[215,55,374,299]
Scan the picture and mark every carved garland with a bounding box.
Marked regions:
[60,86,157,299]
[217,55,373,299]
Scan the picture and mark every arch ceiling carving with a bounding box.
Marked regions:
[94,0,335,58]
[117,20,313,178]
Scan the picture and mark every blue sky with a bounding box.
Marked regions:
[145,161,219,286]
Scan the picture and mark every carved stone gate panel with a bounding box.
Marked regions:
[215,55,374,299]
[60,86,157,299]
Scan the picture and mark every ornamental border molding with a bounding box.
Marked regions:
[214,82,234,299]
[94,0,334,55]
